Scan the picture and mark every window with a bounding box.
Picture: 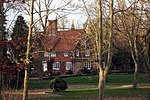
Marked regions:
[76,50,79,57]
[52,62,60,70]
[51,52,56,57]
[85,50,90,57]
[42,61,48,71]
[66,62,72,70]
[64,52,68,57]
[44,52,49,57]
[83,62,91,70]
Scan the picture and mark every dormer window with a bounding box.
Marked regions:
[64,52,68,57]
[85,50,90,57]
[51,52,56,57]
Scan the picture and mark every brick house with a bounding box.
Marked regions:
[33,19,97,75]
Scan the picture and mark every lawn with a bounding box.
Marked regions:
[28,73,150,100]
[28,73,149,89]
[31,88,149,100]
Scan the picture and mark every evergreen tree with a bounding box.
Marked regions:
[12,15,28,38]
[12,15,29,64]
[8,15,29,89]
[0,2,7,39]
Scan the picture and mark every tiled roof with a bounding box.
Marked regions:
[44,29,84,51]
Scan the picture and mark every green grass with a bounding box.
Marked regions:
[30,88,150,100]
[107,73,149,85]
[28,73,150,100]
[106,88,150,97]
[28,73,149,89]
[63,75,99,84]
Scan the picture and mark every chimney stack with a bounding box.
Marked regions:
[71,20,75,30]
[46,19,57,36]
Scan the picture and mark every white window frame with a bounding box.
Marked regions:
[44,52,49,57]
[84,62,91,70]
[42,61,48,72]
[52,62,60,70]
[51,52,56,57]
[85,50,90,57]
[66,62,72,70]
[64,52,68,57]
[76,50,79,57]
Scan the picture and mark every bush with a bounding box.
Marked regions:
[50,78,68,92]
[80,67,91,74]
[66,70,73,74]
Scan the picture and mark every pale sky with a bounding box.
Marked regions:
[5,0,90,32]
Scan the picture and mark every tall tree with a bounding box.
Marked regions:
[12,15,28,38]
[113,0,150,88]
[97,0,103,99]
[12,15,29,64]
[81,0,113,99]
[22,0,34,99]
[97,0,113,99]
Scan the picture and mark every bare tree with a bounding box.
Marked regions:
[81,0,114,99]
[22,0,34,99]
[113,0,150,88]
[12,0,76,85]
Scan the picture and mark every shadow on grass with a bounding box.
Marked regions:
[36,87,150,100]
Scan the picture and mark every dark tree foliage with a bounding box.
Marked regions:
[112,50,134,72]
[0,2,7,39]
[0,2,7,58]
[12,15,28,63]
[50,78,68,92]
[12,15,28,38]
[0,15,30,89]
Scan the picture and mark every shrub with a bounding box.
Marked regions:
[66,70,73,74]
[80,67,91,74]
[50,78,68,92]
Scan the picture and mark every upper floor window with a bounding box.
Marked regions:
[85,50,90,57]
[52,62,60,70]
[64,52,68,57]
[51,52,56,57]
[83,62,91,70]
[44,52,49,57]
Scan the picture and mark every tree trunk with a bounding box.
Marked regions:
[98,70,106,100]
[97,0,113,99]
[38,60,43,85]
[133,62,138,88]
[22,0,34,100]
[131,37,139,89]
[22,68,29,100]
[97,0,103,99]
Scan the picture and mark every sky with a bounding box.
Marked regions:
[5,0,92,32]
